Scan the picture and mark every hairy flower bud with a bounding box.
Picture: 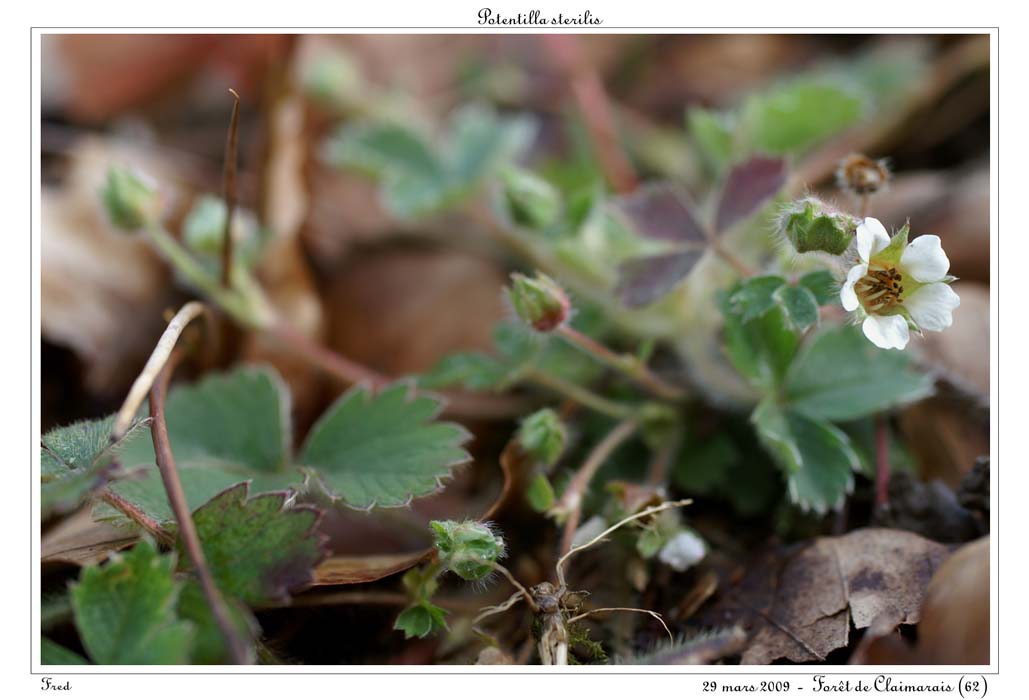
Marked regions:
[836,153,891,196]
[101,167,159,231]
[501,167,561,230]
[507,272,570,332]
[517,408,567,467]
[777,198,857,256]
[430,520,506,581]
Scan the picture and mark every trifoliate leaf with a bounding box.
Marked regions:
[41,416,149,518]
[798,270,838,305]
[41,638,87,665]
[70,540,194,664]
[784,325,934,421]
[102,367,297,526]
[323,121,450,218]
[687,107,735,172]
[715,156,786,233]
[744,82,863,154]
[752,400,859,514]
[417,352,510,391]
[184,483,326,605]
[300,384,471,508]
[394,602,449,639]
[774,284,820,333]
[722,292,799,391]
[729,275,787,322]
[617,250,706,308]
[447,104,534,188]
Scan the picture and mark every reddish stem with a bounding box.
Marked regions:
[221,89,241,288]
[542,35,638,194]
[150,358,252,665]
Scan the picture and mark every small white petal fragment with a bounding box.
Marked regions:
[862,314,911,350]
[840,263,868,312]
[900,234,951,283]
[905,282,961,332]
[856,217,891,263]
[658,530,707,572]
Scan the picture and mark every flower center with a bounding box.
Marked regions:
[855,266,905,313]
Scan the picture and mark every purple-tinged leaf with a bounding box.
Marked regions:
[715,156,787,233]
[613,182,707,243]
[617,250,706,308]
[186,482,328,605]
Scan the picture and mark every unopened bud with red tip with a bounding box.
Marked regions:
[101,166,159,231]
[507,272,570,332]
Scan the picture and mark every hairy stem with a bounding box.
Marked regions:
[150,358,252,665]
[557,417,640,556]
[557,325,686,401]
[525,368,636,420]
[100,489,173,547]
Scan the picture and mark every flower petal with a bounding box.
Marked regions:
[900,234,951,283]
[905,282,960,332]
[840,263,867,312]
[862,314,910,350]
[856,217,890,262]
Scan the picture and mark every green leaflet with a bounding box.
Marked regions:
[70,540,194,665]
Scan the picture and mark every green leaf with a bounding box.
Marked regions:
[300,384,471,508]
[394,602,449,639]
[752,400,859,514]
[41,638,88,665]
[798,270,838,305]
[103,367,297,526]
[501,167,562,230]
[118,366,290,473]
[784,325,934,421]
[41,416,148,518]
[774,284,820,332]
[744,82,863,154]
[526,472,556,512]
[70,540,194,664]
[323,121,450,218]
[417,352,510,391]
[729,275,787,322]
[185,483,326,605]
[176,581,257,664]
[687,107,734,171]
[446,104,534,187]
[722,298,800,391]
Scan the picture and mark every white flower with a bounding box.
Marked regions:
[840,217,960,350]
[658,530,707,572]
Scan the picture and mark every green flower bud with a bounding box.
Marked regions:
[501,167,561,230]
[430,519,505,581]
[517,408,567,467]
[777,198,856,256]
[507,272,570,332]
[101,167,159,231]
